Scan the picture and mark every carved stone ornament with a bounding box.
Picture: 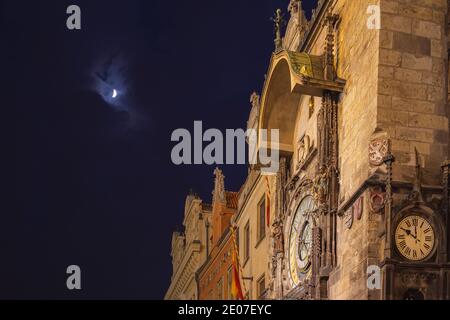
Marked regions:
[343,208,353,229]
[407,148,424,203]
[312,166,329,205]
[369,187,385,214]
[369,138,389,166]
[296,135,311,170]
[400,272,437,286]
[250,92,260,109]
[297,139,306,163]
[313,227,321,258]
[288,0,300,15]
[213,168,226,204]
[271,255,278,277]
[287,175,300,192]
[271,9,285,51]
[247,92,261,142]
[272,219,284,255]
[353,196,363,220]
[442,160,450,213]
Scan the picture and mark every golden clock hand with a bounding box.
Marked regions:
[400,227,420,242]
[408,229,420,242]
[414,226,418,244]
[401,227,412,236]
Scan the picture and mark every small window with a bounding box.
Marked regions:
[257,274,266,299]
[244,222,250,263]
[257,197,266,243]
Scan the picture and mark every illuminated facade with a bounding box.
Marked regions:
[164,193,212,300]
[196,168,238,300]
[262,0,450,300]
[167,0,450,300]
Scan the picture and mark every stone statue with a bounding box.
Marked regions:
[313,166,329,205]
[271,9,284,50]
[288,0,300,15]
[250,92,260,110]
[272,219,284,254]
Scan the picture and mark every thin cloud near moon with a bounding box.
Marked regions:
[90,53,129,110]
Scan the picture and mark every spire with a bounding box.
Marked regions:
[286,0,308,49]
[289,0,307,32]
[298,1,308,34]
[250,91,260,110]
[288,0,300,15]
[409,148,424,203]
[271,9,284,51]
[213,167,226,204]
[323,11,338,81]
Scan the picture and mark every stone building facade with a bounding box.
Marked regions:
[166,0,450,300]
[196,169,239,300]
[232,168,272,300]
[164,193,212,300]
[261,0,450,300]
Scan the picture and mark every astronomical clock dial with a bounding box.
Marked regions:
[395,215,435,261]
[289,196,315,287]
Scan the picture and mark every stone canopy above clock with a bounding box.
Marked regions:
[266,50,345,98]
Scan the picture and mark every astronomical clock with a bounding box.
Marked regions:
[288,195,315,287]
[263,1,450,301]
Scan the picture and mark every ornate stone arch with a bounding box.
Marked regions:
[258,55,300,153]
[257,50,345,155]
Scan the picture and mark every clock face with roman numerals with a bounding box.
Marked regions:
[288,196,315,287]
[395,215,435,261]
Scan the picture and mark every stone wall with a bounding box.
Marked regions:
[334,0,380,203]
[165,197,211,300]
[328,0,449,300]
[326,0,381,300]
[378,0,449,185]
[237,175,271,300]
[198,233,234,300]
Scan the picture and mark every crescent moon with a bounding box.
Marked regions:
[112,89,118,98]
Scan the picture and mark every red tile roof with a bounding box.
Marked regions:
[225,191,238,210]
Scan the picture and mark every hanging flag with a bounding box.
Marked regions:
[231,247,244,300]
[230,227,245,300]
[265,176,271,227]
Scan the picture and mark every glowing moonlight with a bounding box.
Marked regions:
[112,89,118,98]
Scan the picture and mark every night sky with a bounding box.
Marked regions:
[7,0,316,299]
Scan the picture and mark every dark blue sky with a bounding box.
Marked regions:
[7,0,317,299]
